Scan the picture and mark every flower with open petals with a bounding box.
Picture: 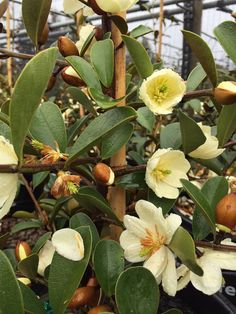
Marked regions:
[188,123,225,160]
[63,0,94,16]
[95,0,138,13]
[177,239,236,295]
[120,200,181,296]
[145,149,190,199]
[0,136,18,219]
[139,69,186,115]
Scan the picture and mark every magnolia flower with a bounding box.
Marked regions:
[188,123,224,160]
[37,240,55,276]
[0,136,18,219]
[177,239,236,295]
[120,200,182,296]
[95,0,138,13]
[75,24,96,55]
[63,0,94,16]
[214,81,236,105]
[139,69,186,115]
[145,149,190,199]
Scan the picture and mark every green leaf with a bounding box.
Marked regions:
[11,220,43,234]
[180,179,216,236]
[0,250,24,314]
[30,101,67,151]
[32,232,52,254]
[94,240,124,296]
[101,123,133,159]
[67,107,137,165]
[217,103,236,146]
[80,29,95,57]
[33,171,50,190]
[178,111,206,154]
[148,190,176,215]
[0,120,10,140]
[67,87,97,116]
[110,15,128,34]
[89,88,125,109]
[75,187,123,227]
[169,227,203,276]
[91,39,114,87]
[122,35,153,79]
[160,122,182,150]
[22,0,51,46]
[116,171,146,190]
[186,63,206,91]
[49,226,92,314]
[182,30,217,87]
[130,25,153,38]
[19,281,46,314]
[137,107,155,132]
[67,116,91,146]
[18,254,39,279]
[115,267,159,314]
[0,0,8,19]
[66,56,102,91]
[214,21,236,65]
[10,47,58,163]
[70,212,99,252]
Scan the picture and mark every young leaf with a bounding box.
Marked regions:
[182,30,217,87]
[89,88,125,109]
[217,103,236,146]
[130,25,153,38]
[18,254,39,279]
[10,47,58,163]
[137,107,155,132]
[67,87,97,116]
[160,122,182,150]
[19,281,46,314]
[186,63,206,91]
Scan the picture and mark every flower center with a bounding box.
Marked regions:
[153,84,168,103]
[152,166,171,181]
[140,225,166,257]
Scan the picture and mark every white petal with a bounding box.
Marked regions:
[123,215,148,239]
[119,230,140,250]
[0,174,18,207]
[165,213,182,244]
[119,230,145,262]
[162,170,188,188]
[159,150,190,173]
[63,0,84,14]
[143,246,167,283]
[0,182,17,219]
[177,265,191,291]
[52,228,84,261]
[162,248,177,296]
[0,136,18,164]
[203,248,236,271]
[37,240,55,276]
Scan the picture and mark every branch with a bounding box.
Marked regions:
[183,89,214,101]
[223,140,236,149]
[195,240,236,253]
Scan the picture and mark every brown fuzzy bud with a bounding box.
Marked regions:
[61,66,86,87]
[88,0,105,15]
[214,81,236,105]
[216,192,236,229]
[58,36,79,57]
[92,163,115,186]
[87,277,99,287]
[67,287,99,309]
[94,27,104,41]
[46,74,57,92]
[15,242,31,261]
[38,23,49,46]
[88,305,112,314]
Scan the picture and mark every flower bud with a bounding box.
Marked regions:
[87,277,99,287]
[214,81,236,105]
[58,36,79,57]
[88,305,112,314]
[92,163,115,186]
[17,277,31,286]
[15,241,31,261]
[61,66,86,87]
[38,22,49,46]
[68,287,99,309]
[216,192,236,229]
[94,27,104,41]
[46,74,57,92]
[87,0,105,15]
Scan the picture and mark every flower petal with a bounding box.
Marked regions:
[161,248,177,296]
[0,136,18,164]
[37,240,55,276]
[162,170,188,188]
[0,182,17,219]
[51,228,84,261]
[63,0,84,14]
[177,264,190,291]
[119,230,140,250]
[165,213,182,244]
[203,248,236,271]
[123,215,148,239]
[159,150,190,173]
[143,246,167,283]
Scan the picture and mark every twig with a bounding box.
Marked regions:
[223,140,236,149]
[183,89,214,101]
[195,240,236,253]
[113,165,146,176]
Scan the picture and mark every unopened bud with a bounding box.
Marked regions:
[58,36,79,57]
[92,163,115,186]
[46,74,57,92]
[88,305,112,314]
[216,192,236,229]
[232,12,236,20]
[15,242,31,261]
[87,277,99,287]
[61,66,86,87]
[94,27,104,41]
[38,22,49,46]
[17,277,31,286]
[68,287,99,309]
[214,81,236,105]
[88,0,105,15]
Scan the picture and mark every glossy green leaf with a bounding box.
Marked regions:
[94,240,124,296]
[67,116,91,146]
[19,281,46,314]
[91,39,114,87]
[0,250,24,314]
[30,101,67,151]
[178,111,206,154]
[101,123,133,159]
[67,107,137,165]
[122,35,153,79]
[110,15,128,34]
[0,111,9,125]
[0,0,8,18]
[217,103,236,146]
[180,179,216,236]
[74,187,123,227]
[116,267,159,314]
[66,56,101,91]
[32,232,52,254]
[160,122,182,150]
[89,88,125,109]
[0,233,9,249]
[18,254,39,279]
[148,190,176,215]
[137,107,155,132]
[0,120,10,140]
[33,171,50,190]
[169,227,203,276]
[49,226,92,314]
[67,87,97,116]
[11,220,43,234]
[130,25,153,38]
[186,63,206,91]
[22,0,51,46]
[10,47,58,163]
[214,21,236,65]
[116,171,146,190]
[182,30,217,87]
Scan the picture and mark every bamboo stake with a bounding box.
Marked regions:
[157,0,164,60]
[6,6,12,89]
[108,12,127,241]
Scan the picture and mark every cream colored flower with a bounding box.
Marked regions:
[145,149,190,199]
[0,136,18,219]
[63,0,94,16]
[37,240,55,276]
[189,123,225,160]
[139,69,186,115]
[177,239,236,295]
[75,24,96,55]
[120,200,182,296]
[95,0,138,13]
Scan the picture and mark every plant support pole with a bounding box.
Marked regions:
[6,6,12,89]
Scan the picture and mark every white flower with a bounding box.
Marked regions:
[75,24,96,55]
[0,136,18,219]
[37,240,55,276]
[120,200,182,296]
[177,239,236,295]
[145,149,190,199]
[95,0,138,13]
[189,123,225,160]
[63,0,94,16]
[139,69,186,115]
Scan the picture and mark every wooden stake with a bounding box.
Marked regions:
[157,0,164,60]
[6,6,12,89]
